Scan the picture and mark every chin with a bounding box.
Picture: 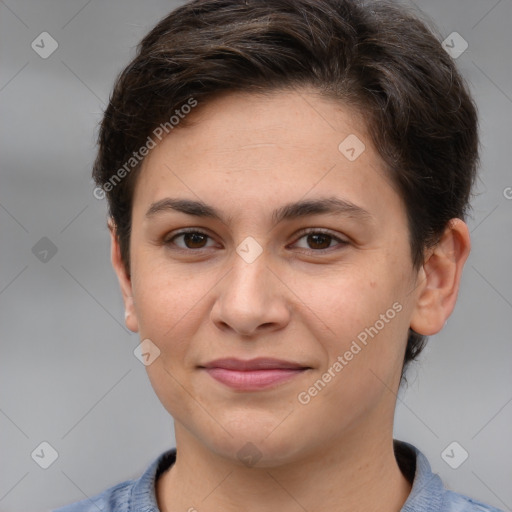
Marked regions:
[202,418,313,469]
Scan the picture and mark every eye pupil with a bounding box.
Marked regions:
[184,232,207,248]
[308,233,331,249]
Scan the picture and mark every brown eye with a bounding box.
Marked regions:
[166,230,215,250]
[292,230,348,252]
[183,232,208,248]
[306,233,332,250]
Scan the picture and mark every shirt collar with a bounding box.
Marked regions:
[131,448,176,511]
[395,440,446,511]
[129,440,444,512]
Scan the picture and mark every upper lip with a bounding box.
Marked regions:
[200,358,310,371]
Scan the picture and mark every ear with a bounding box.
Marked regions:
[410,218,471,336]
[108,219,139,333]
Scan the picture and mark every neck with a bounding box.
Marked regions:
[156,424,412,512]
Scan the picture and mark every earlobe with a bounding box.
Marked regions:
[409,219,471,336]
[109,220,139,333]
[123,296,139,333]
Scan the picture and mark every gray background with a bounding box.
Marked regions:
[0,1,511,511]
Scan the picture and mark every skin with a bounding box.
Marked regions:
[110,87,471,512]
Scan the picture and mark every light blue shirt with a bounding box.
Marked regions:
[53,440,504,512]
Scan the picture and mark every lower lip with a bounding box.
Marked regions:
[203,368,307,390]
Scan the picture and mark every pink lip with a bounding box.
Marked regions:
[200,358,310,391]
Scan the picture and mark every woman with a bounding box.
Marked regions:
[55,0,503,510]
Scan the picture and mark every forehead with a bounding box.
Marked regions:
[132,88,401,223]
[163,88,370,157]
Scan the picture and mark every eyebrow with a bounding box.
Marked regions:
[145,196,373,225]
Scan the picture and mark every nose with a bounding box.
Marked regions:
[210,247,291,337]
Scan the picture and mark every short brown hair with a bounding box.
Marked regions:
[93,0,479,379]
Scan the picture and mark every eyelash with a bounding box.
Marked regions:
[164,228,348,254]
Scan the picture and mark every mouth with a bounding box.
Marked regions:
[199,358,311,391]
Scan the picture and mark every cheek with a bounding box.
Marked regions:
[130,263,208,419]
[304,268,400,337]
[295,280,408,430]
[301,265,410,383]
[131,251,207,333]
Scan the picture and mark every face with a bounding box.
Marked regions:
[114,88,426,466]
